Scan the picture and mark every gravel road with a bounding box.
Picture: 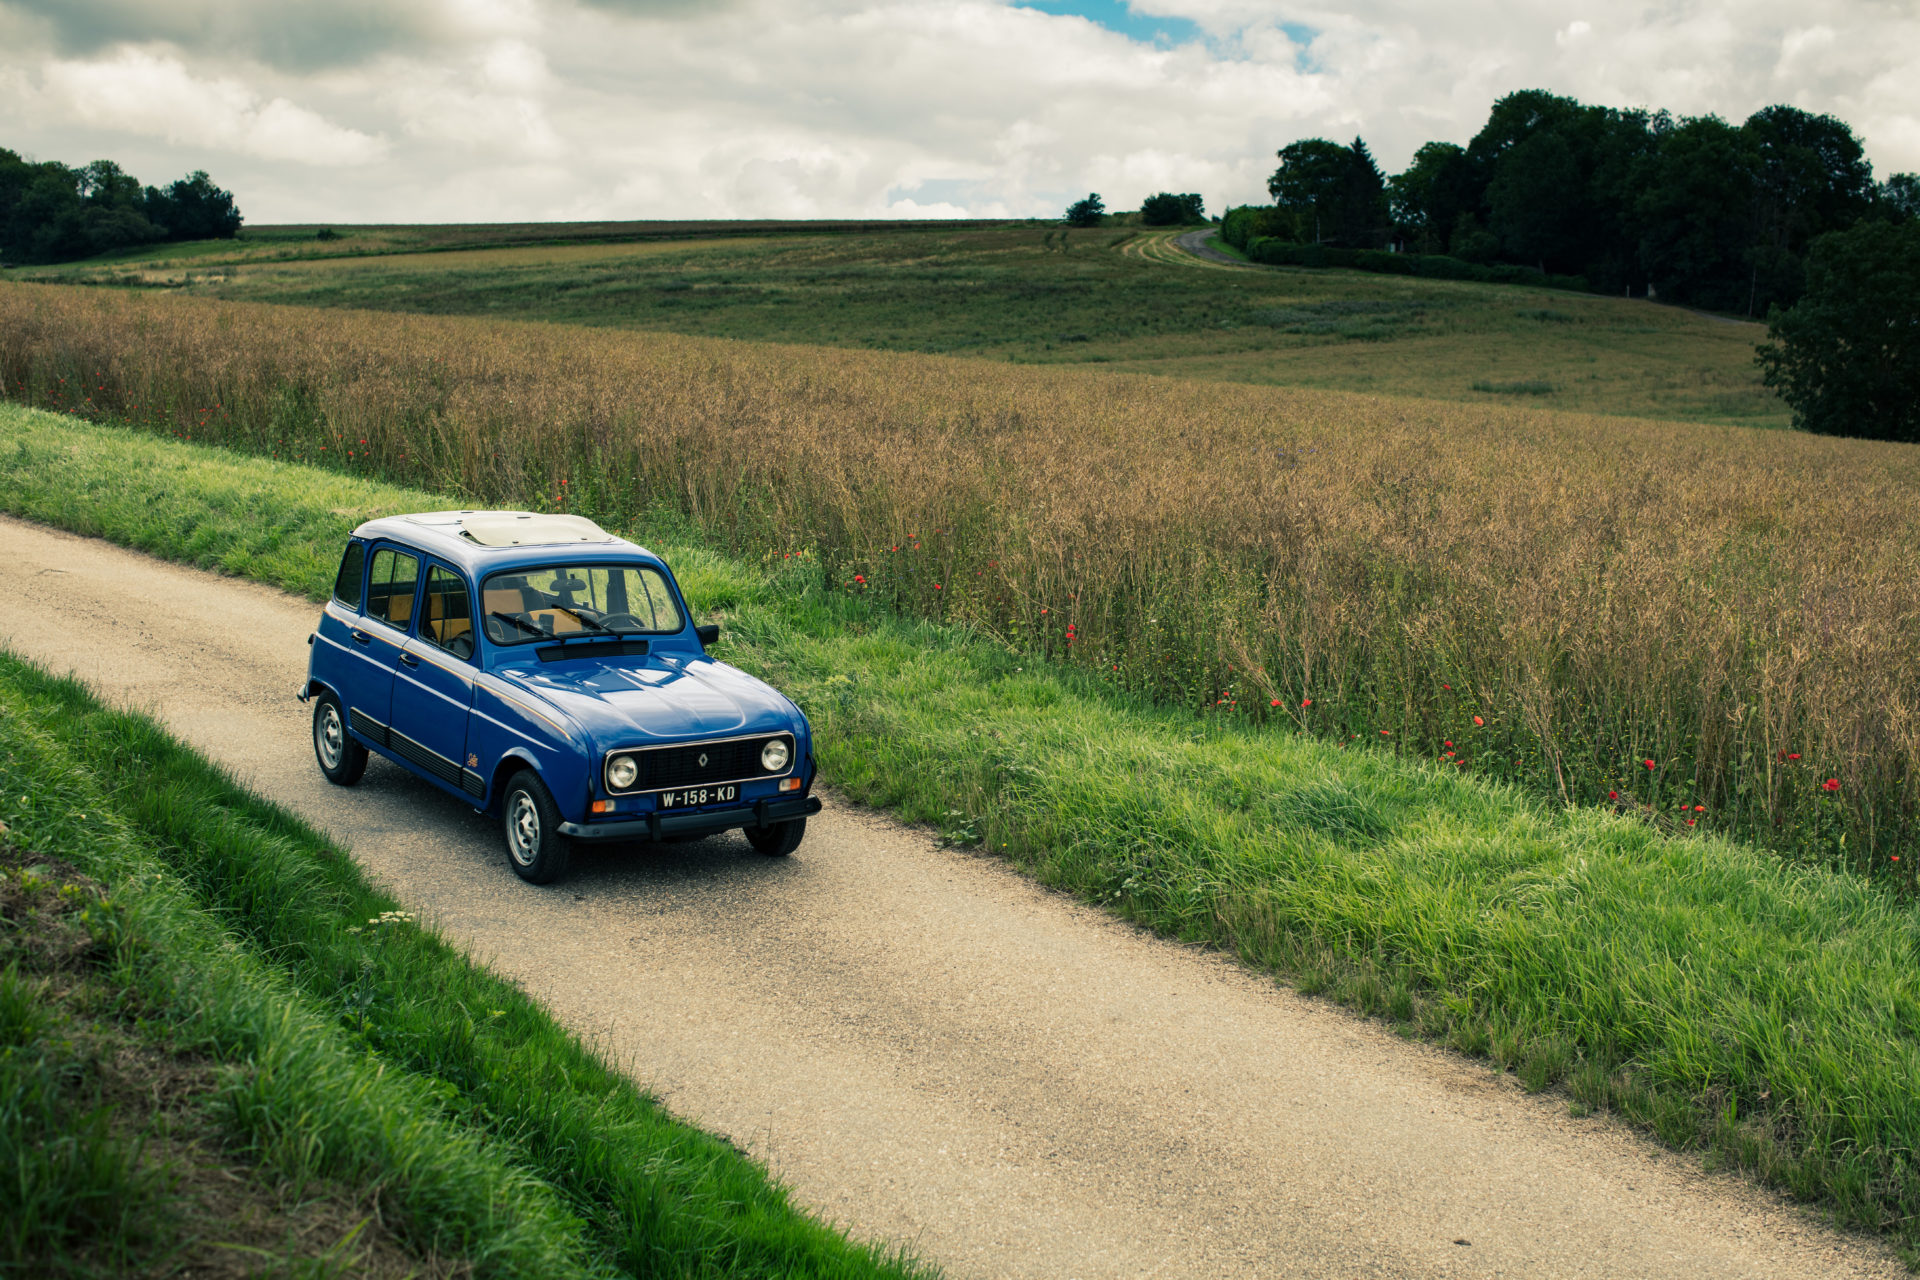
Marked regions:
[0,513,1900,1280]
[1176,227,1248,266]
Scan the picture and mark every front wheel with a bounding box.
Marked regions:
[502,770,571,884]
[745,817,806,858]
[312,692,367,786]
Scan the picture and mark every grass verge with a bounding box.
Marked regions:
[5,405,1920,1256]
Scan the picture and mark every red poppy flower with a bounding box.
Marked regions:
[1270,699,1281,707]
[1442,684,1452,690]
[1786,753,1801,760]
[1694,805,1705,812]
[853,575,865,584]
[1379,729,1391,736]
[1472,716,1484,726]
[1685,819,1697,827]
[933,583,942,590]
[1823,778,1840,792]
[1608,791,1619,800]
[1443,740,1453,748]
[1301,698,1312,707]
[1643,759,1655,770]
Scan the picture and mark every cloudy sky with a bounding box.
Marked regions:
[2,0,1916,225]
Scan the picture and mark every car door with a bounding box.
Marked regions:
[390,562,484,798]
[343,543,421,745]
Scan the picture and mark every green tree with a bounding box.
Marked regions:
[1334,137,1390,248]
[1877,173,1920,222]
[1140,191,1205,225]
[1267,137,1386,246]
[1757,220,1920,441]
[1388,141,1469,253]
[150,170,242,241]
[1266,138,1348,242]
[1488,128,1581,270]
[1063,193,1105,227]
[1634,115,1754,310]
[1741,105,1874,310]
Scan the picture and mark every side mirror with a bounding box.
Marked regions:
[695,623,720,646]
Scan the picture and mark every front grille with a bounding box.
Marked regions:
[612,735,792,793]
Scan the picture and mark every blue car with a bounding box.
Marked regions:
[300,510,820,883]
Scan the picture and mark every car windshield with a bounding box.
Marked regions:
[481,564,685,645]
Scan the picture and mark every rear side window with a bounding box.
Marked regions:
[332,541,366,608]
[422,566,475,661]
[367,548,421,630]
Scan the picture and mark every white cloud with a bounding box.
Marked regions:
[0,0,1916,223]
[34,47,386,165]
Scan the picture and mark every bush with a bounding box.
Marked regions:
[1220,205,1293,250]
[1758,220,1920,442]
[1241,237,1591,293]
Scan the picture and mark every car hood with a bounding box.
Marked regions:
[499,652,802,748]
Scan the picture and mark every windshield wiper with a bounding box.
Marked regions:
[490,610,550,639]
[544,604,616,636]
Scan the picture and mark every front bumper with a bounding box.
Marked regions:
[557,794,822,842]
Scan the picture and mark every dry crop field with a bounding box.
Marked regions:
[3,282,1916,873]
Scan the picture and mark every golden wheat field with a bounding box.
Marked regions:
[3,281,1916,867]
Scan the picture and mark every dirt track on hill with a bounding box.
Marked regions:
[0,513,1901,1280]
[1175,227,1249,266]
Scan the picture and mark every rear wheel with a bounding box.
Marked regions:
[745,817,806,858]
[502,770,570,884]
[312,692,367,786]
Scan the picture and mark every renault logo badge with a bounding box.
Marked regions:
[698,752,709,767]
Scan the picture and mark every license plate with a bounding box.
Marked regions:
[658,784,737,809]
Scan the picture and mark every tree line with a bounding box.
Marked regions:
[1224,90,1918,316]
[1063,191,1207,227]
[0,147,242,265]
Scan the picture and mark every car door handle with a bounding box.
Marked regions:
[399,651,419,667]
[350,629,371,645]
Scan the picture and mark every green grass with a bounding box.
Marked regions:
[22,224,1786,428]
[6,404,1919,1254]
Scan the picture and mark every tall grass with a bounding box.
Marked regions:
[2,282,1916,873]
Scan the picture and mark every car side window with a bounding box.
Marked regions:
[421,566,476,662]
[366,548,421,631]
[332,541,366,609]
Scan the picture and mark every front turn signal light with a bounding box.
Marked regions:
[779,777,802,792]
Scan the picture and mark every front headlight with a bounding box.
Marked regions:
[760,738,791,772]
[607,754,639,790]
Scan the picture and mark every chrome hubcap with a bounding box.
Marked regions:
[507,793,540,865]
[316,705,343,770]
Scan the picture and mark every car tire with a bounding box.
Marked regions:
[312,692,368,786]
[745,817,806,858]
[502,769,571,884]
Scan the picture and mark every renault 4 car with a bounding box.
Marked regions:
[300,510,819,883]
